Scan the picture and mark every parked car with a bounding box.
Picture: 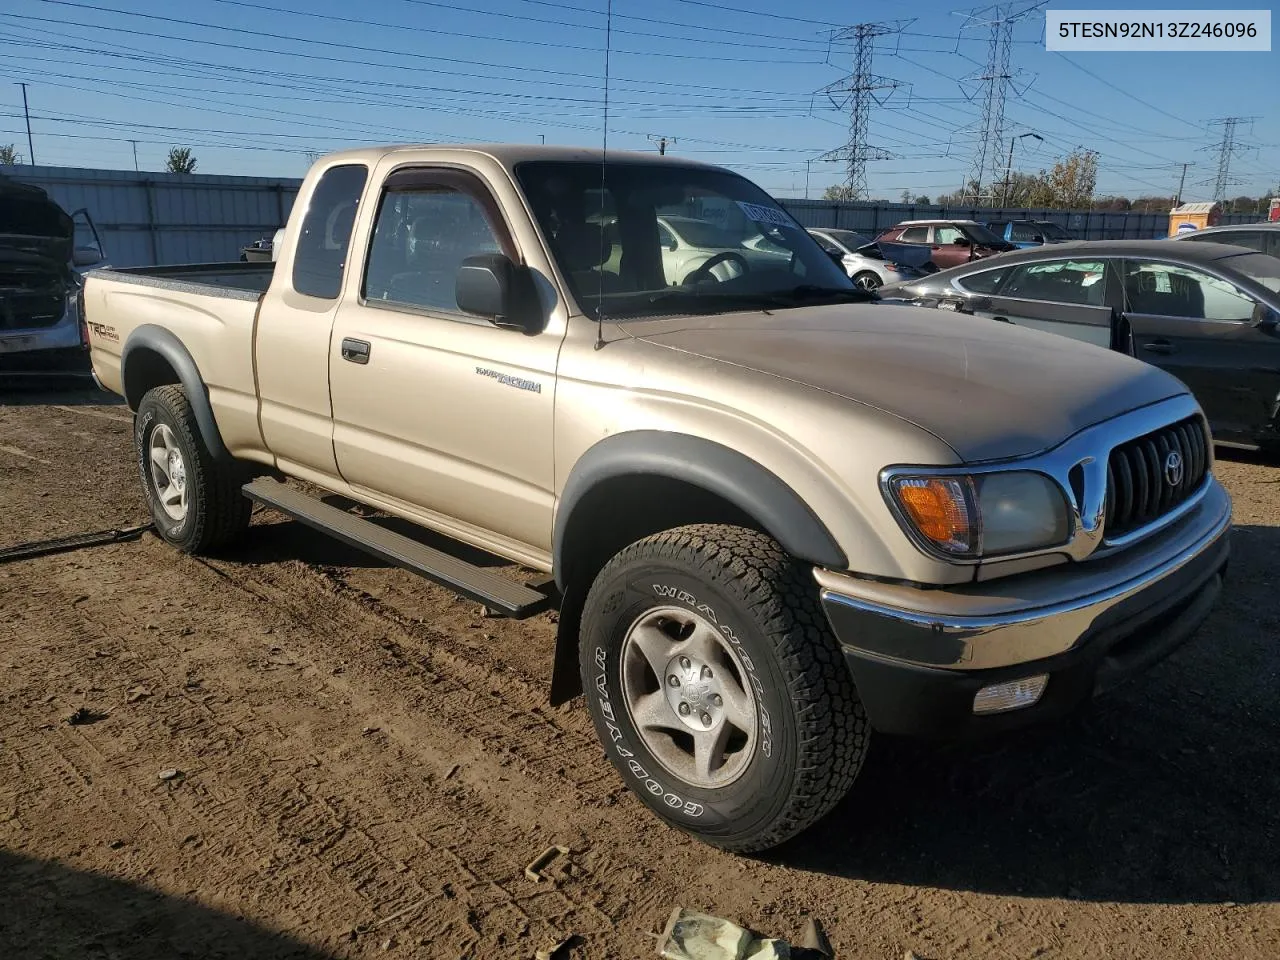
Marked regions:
[807,227,934,290]
[240,236,275,262]
[0,173,106,379]
[656,214,790,285]
[1171,222,1280,257]
[984,219,1073,248]
[882,239,1280,449]
[875,219,1016,270]
[82,145,1229,853]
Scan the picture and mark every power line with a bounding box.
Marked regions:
[29,0,826,65]
[957,1,1045,204]
[1203,117,1257,201]
[815,21,906,198]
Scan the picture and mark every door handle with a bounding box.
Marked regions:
[1141,339,1176,356]
[341,338,371,364]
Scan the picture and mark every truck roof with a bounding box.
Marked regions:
[315,143,723,171]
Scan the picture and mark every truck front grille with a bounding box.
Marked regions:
[1104,416,1209,539]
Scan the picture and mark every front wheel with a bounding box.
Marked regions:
[851,270,882,291]
[579,524,868,852]
[135,384,252,554]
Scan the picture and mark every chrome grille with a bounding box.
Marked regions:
[1104,416,1209,539]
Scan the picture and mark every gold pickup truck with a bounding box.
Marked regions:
[82,145,1231,852]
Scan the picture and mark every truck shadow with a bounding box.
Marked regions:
[0,382,122,406]
[774,523,1280,906]
[237,507,512,571]
[0,849,336,958]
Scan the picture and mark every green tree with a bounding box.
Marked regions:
[913,194,931,205]
[0,144,20,165]
[166,147,198,174]
[823,183,858,201]
[1025,148,1098,209]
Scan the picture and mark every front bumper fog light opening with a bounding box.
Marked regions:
[972,674,1049,715]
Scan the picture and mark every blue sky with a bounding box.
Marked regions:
[0,0,1275,201]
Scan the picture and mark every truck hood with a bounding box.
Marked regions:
[621,302,1188,462]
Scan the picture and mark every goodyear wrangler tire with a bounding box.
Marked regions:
[135,384,251,554]
[579,523,868,852]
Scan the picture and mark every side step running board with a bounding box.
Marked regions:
[243,479,553,619]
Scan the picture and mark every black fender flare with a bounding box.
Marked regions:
[120,324,232,463]
[546,431,847,705]
[552,430,847,591]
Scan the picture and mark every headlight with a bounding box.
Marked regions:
[887,471,1070,559]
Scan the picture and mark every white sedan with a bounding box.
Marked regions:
[807,227,932,291]
[657,215,790,285]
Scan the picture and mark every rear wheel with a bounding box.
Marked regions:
[852,270,882,291]
[135,384,251,553]
[579,523,868,852]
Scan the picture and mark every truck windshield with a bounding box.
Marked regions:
[515,160,863,319]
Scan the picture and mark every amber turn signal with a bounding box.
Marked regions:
[892,477,976,555]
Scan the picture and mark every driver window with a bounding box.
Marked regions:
[657,222,677,250]
[935,225,965,245]
[1124,261,1255,322]
[363,187,503,315]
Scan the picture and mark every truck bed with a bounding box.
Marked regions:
[88,261,274,301]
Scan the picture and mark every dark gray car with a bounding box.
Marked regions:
[880,239,1280,448]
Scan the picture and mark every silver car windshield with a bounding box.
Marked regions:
[515,160,860,320]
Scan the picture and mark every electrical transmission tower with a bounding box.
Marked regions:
[815,21,905,199]
[1202,117,1256,202]
[957,2,1044,205]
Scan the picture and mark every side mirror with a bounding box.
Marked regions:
[826,249,846,267]
[953,237,971,246]
[1032,234,1045,244]
[455,254,542,334]
[1251,301,1279,331]
[667,238,678,252]
[72,246,103,267]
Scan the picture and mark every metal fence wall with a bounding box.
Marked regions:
[9,165,302,268]
[5,163,1268,266]
[776,198,1262,240]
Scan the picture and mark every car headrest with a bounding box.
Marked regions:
[554,222,610,271]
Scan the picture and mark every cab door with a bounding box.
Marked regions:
[971,258,1121,350]
[255,162,369,482]
[327,166,564,557]
[1120,258,1280,443]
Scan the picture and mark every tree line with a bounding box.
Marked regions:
[824,147,1278,214]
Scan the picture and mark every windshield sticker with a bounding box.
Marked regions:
[735,201,797,230]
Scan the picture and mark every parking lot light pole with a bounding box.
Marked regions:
[1002,132,1042,207]
[805,159,812,200]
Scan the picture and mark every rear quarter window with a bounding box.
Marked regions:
[955,267,1009,294]
[292,164,369,300]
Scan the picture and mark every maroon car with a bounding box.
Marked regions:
[876,219,1015,270]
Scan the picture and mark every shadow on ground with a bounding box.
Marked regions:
[775,523,1280,906]
[0,850,335,959]
[0,382,118,406]
[233,510,517,571]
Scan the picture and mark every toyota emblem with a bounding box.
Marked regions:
[1164,450,1184,487]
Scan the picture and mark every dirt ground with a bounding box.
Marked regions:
[1,386,1277,960]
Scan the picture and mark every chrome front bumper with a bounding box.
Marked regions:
[818,479,1231,736]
